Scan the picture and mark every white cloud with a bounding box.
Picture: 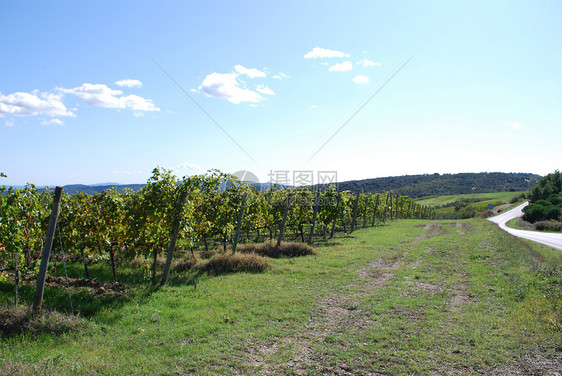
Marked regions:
[255,84,275,96]
[329,61,353,72]
[356,59,381,67]
[304,47,350,59]
[41,118,64,125]
[113,170,131,175]
[60,83,159,112]
[199,72,263,104]
[5,119,15,127]
[0,91,74,117]
[506,121,523,130]
[115,79,142,88]
[310,105,319,109]
[272,72,290,80]
[177,162,203,171]
[234,65,267,78]
[352,75,369,84]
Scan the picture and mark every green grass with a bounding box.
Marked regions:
[1,219,561,375]
[416,191,524,207]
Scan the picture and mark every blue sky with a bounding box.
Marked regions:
[1,0,561,186]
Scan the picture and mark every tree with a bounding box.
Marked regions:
[524,171,562,223]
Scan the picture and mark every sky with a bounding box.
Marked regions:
[1,0,561,186]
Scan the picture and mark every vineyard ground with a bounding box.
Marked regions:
[1,219,562,375]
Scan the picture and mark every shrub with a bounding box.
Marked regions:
[199,252,270,275]
[477,210,493,219]
[523,203,560,223]
[237,240,314,258]
[533,221,562,232]
[515,218,533,230]
[457,205,477,219]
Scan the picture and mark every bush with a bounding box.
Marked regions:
[523,203,561,223]
[515,218,533,230]
[236,240,314,258]
[533,220,562,232]
[199,252,270,275]
[457,205,477,219]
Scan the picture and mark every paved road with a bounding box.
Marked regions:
[487,202,562,251]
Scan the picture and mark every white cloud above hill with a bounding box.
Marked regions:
[304,47,350,59]
[329,61,353,72]
[59,83,159,112]
[198,65,274,104]
[115,79,143,88]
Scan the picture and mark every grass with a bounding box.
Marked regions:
[236,240,315,258]
[418,191,526,219]
[1,219,561,375]
[416,191,525,207]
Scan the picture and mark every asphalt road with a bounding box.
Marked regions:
[487,202,562,251]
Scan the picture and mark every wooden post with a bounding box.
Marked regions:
[32,186,63,316]
[277,195,291,247]
[382,192,390,222]
[362,195,369,229]
[350,192,360,233]
[14,258,19,306]
[232,193,248,253]
[371,194,379,227]
[307,192,320,245]
[161,189,189,286]
[330,194,341,239]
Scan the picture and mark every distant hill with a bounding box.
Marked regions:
[38,184,145,195]
[28,172,541,198]
[335,172,541,198]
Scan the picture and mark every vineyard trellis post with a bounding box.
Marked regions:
[351,192,360,233]
[232,193,248,253]
[277,195,291,247]
[307,191,320,245]
[161,189,189,286]
[32,186,63,316]
[371,194,379,227]
[330,193,341,239]
[362,195,369,229]
[382,192,390,222]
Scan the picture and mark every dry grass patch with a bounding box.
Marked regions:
[199,252,270,275]
[236,240,315,258]
[172,253,201,272]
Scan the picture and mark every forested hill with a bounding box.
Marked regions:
[336,172,541,198]
[32,172,540,198]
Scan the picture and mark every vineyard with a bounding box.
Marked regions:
[0,168,434,310]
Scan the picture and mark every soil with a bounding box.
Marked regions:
[45,276,129,295]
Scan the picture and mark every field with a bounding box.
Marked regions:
[416,191,526,219]
[416,191,525,207]
[1,218,561,375]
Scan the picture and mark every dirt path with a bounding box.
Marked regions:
[240,222,562,375]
